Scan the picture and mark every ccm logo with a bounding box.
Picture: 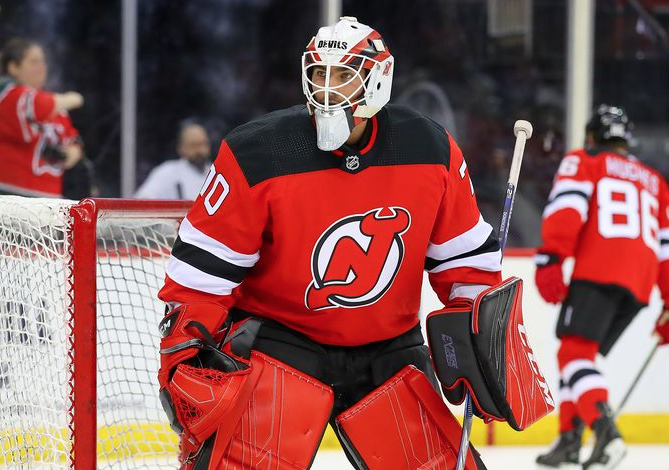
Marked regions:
[518,324,555,407]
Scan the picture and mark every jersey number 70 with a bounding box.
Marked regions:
[199,166,230,216]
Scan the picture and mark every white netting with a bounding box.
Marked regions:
[95,217,179,468]
[0,196,184,469]
[0,197,73,468]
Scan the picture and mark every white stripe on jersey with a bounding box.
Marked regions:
[25,89,36,122]
[571,374,608,401]
[660,226,669,259]
[427,215,493,261]
[179,216,259,268]
[562,359,596,383]
[548,179,594,201]
[659,227,669,261]
[17,91,33,143]
[166,255,240,295]
[543,194,589,222]
[660,244,669,262]
[448,283,490,300]
[428,250,501,274]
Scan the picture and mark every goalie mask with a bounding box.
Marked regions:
[302,17,394,151]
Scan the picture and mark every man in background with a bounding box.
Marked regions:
[135,120,211,200]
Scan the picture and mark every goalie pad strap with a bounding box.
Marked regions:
[428,277,555,430]
[335,365,480,470]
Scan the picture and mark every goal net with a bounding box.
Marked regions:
[0,197,190,469]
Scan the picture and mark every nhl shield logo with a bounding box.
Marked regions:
[345,155,360,171]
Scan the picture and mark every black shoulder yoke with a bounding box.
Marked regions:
[376,104,451,169]
[225,104,451,187]
[224,105,331,187]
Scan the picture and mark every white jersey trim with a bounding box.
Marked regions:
[449,283,490,300]
[166,255,239,296]
[17,91,33,143]
[543,194,589,222]
[659,244,669,262]
[179,216,259,268]
[427,215,492,261]
[428,250,501,274]
[660,226,669,260]
[658,227,669,261]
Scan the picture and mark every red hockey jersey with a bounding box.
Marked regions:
[159,105,502,346]
[0,79,79,197]
[540,147,669,304]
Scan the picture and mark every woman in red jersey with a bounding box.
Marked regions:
[0,38,84,197]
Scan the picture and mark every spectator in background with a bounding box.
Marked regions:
[135,120,211,200]
[0,38,86,197]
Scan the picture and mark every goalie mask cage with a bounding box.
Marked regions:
[0,197,190,469]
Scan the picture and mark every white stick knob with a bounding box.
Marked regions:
[514,120,533,138]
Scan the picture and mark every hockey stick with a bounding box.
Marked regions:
[613,340,659,418]
[498,120,533,252]
[455,120,533,470]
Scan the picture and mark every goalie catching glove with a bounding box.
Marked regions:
[157,302,262,455]
[427,277,555,430]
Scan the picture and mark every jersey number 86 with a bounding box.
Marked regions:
[597,176,659,254]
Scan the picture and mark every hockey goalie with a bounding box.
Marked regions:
[157,17,554,470]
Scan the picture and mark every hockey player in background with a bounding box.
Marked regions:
[535,104,669,470]
[157,17,552,470]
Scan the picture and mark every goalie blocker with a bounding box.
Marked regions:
[427,277,555,430]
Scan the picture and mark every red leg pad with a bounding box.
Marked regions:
[336,365,479,470]
[168,358,262,454]
[211,351,334,469]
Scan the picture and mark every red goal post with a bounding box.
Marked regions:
[0,197,191,469]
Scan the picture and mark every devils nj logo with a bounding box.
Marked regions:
[305,207,411,310]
